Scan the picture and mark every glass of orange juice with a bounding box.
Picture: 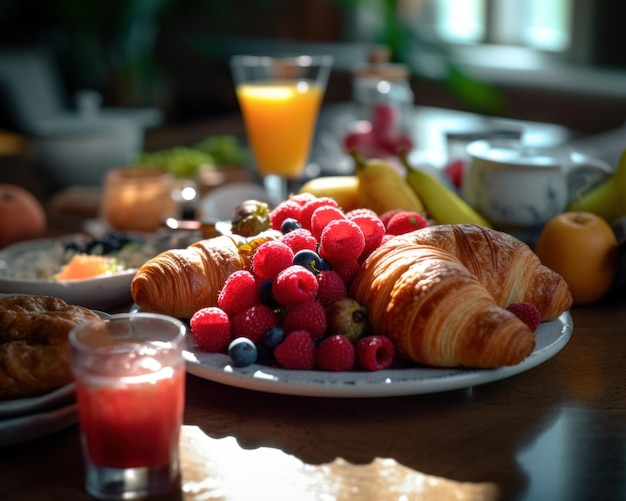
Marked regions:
[230,54,333,203]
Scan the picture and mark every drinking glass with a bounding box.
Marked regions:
[70,313,186,500]
[230,54,333,203]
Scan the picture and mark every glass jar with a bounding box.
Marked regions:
[349,48,415,157]
[101,167,180,232]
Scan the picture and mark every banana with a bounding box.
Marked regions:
[567,149,626,223]
[350,151,426,215]
[399,152,493,228]
[298,175,359,212]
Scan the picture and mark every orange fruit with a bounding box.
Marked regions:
[0,184,46,248]
[535,211,619,306]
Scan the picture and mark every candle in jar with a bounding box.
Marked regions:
[102,167,180,232]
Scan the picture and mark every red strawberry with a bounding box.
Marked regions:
[506,302,541,332]
[315,334,355,371]
[385,211,427,235]
[190,307,232,352]
[274,330,315,370]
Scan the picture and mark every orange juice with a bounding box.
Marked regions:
[236,80,323,178]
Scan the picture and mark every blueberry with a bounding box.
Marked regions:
[228,337,257,367]
[263,326,285,349]
[293,249,323,274]
[280,217,302,234]
[259,279,279,307]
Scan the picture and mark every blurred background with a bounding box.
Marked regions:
[3,0,626,206]
[1,0,626,134]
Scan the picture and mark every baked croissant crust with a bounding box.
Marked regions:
[391,224,573,321]
[131,230,280,318]
[350,224,572,368]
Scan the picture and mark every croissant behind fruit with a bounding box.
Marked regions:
[350,224,573,368]
[131,230,280,318]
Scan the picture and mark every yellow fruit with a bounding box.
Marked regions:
[351,152,425,215]
[298,176,359,212]
[535,211,618,306]
[399,152,492,227]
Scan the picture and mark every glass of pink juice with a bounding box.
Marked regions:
[230,54,333,203]
[70,313,186,500]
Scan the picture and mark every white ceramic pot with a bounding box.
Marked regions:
[31,115,144,189]
[463,139,612,229]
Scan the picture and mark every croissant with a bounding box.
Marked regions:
[391,224,573,321]
[131,230,280,318]
[350,224,573,368]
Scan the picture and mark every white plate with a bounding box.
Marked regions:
[183,312,573,398]
[0,403,78,448]
[0,383,75,419]
[0,238,137,310]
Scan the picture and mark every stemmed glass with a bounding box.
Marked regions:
[230,54,334,204]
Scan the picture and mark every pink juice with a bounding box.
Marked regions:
[75,357,185,469]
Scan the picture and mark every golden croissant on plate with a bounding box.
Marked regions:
[350,224,573,368]
[131,230,280,318]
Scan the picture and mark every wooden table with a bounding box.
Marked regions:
[0,288,624,500]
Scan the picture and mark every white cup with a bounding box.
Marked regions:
[463,139,612,229]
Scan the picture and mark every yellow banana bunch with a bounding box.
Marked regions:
[350,151,426,215]
[399,152,492,228]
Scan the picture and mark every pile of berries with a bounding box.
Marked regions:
[343,104,413,158]
[189,194,428,372]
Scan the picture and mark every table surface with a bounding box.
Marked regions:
[1,291,624,501]
[1,108,624,501]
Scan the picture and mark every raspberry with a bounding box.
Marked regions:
[379,209,403,227]
[315,334,356,371]
[252,240,294,279]
[345,208,378,219]
[318,219,365,264]
[273,265,319,307]
[331,260,361,289]
[218,270,259,316]
[346,211,386,259]
[356,335,396,371]
[506,302,541,332]
[270,199,303,231]
[282,299,327,339]
[289,192,317,206]
[316,270,347,306]
[386,211,427,235]
[300,197,339,230]
[444,159,466,190]
[274,330,315,370]
[310,205,346,240]
[190,307,232,352]
[280,228,318,254]
[230,304,279,344]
